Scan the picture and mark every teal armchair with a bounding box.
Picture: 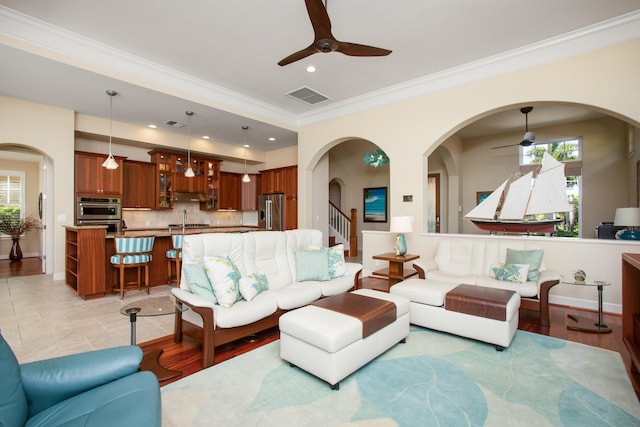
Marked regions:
[0,333,161,426]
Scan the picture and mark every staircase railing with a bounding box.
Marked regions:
[329,202,357,255]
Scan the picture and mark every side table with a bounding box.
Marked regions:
[372,252,420,287]
[120,295,188,381]
[561,281,611,333]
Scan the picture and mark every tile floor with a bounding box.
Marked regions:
[0,274,176,363]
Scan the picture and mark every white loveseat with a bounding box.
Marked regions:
[172,229,362,367]
[410,238,561,327]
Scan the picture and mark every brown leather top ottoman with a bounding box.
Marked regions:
[445,284,516,321]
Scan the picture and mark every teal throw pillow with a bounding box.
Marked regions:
[239,271,269,301]
[327,244,346,278]
[490,263,530,283]
[182,263,216,304]
[204,256,241,308]
[295,248,331,282]
[505,248,544,281]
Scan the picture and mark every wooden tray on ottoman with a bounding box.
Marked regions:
[445,284,515,321]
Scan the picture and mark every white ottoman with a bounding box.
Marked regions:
[279,289,410,389]
[391,278,521,350]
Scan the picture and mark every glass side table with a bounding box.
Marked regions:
[561,281,611,333]
[120,295,188,381]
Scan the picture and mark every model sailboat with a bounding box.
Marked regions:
[465,152,572,234]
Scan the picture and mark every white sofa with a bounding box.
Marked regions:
[410,238,561,327]
[172,229,362,367]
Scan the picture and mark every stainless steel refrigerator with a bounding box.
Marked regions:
[258,193,285,230]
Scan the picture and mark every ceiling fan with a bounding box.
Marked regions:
[492,106,536,149]
[277,0,392,66]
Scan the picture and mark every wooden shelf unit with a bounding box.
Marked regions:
[622,252,640,394]
[65,227,107,299]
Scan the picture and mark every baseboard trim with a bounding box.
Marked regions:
[549,295,621,315]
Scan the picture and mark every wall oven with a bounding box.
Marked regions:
[76,197,121,220]
[76,197,122,234]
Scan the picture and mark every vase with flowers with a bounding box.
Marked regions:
[0,214,40,261]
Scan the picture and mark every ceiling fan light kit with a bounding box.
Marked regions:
[278,0,391,66]
[492,106,537,150]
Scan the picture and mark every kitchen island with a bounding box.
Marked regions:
[66,225,258,299]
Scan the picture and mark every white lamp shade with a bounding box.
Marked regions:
[614,207,640,227]
[184,166,195,177]
[101,154,119,170]
[390,216,412,233]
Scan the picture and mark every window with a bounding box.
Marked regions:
[520,137,582,166]
[0,171,25,235]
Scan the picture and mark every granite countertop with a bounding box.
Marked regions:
[111,225,259,238]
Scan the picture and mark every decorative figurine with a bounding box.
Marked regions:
[574,269,586,283]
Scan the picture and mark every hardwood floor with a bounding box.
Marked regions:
[0,257,43,278]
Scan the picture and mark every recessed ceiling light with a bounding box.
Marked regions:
[243,144,250,148]
[202,135,210,140]
[306,65,316,73]
[148,124,157,129]
[269,137,276,141]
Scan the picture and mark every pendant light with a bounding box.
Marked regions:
[242,126,251,183]
[102,90,119,170]
[184,111,195,178]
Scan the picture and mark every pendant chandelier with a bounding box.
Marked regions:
[102,90,119,170]
[363,149,389,167]
[242,126,251,183]
[184,111,195,177]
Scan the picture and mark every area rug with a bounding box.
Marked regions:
[161,327,640,426]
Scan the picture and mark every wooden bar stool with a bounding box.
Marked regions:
[111,236,155,299]
[166,234,184,285]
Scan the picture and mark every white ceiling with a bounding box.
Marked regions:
[1,1,639,152]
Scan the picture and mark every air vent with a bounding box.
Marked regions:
[286,87,330,105]
[165,120,186,128]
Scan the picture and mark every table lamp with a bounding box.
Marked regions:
[614,207,640,240]
[390,216,412,256]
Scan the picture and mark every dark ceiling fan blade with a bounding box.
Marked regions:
[336,42,392,57]
[305,0,332,39]
[491,143,521,150]
[277,45,317,66]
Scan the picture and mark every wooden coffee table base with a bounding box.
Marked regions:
[140,349,182,381]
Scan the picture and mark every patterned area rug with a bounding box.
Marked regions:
[161,327,640,426]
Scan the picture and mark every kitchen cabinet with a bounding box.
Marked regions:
[65,226,107,299]
[259,165,297,229]
[219,172,242,210]
[122,160,155,208]
[201,160,221,210]
[173,155,206,193]
[75,151,124,197]
[149,152,174,209]
[241,175,258,210]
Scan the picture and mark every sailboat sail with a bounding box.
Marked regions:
[464,179,509,220]
[498,172,533,220]
[526,153,572,215]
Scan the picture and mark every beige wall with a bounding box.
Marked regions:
[0,96,75,277]
[298,39,640,307]
[298,39,640,235]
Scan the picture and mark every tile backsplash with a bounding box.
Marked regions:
[122,202,258,229]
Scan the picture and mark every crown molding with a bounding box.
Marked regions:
[0,5,299,128]
[2,5,639,129]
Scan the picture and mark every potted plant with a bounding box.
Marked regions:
[0,213,40,261]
